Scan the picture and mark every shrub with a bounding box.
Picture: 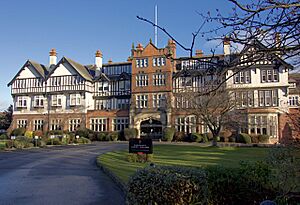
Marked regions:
[127,166,208,205]
[202,134,209,142]
[24,131,33,139]
[0,134,8,140]
[206,162,277,205]
[38,139,46,147]
[13,136,34,149]
[97,132,107,141]
[33,130,44,138]
[47,130,63,136]
[173,131,186,142]
[77,137,91,144]
[5,140,13,148]
[236,133,252,144]
[127,153,154,163]
[219,130,232,142]
[204,133,213,141]
[109,132,119,141]
[250,134,260,143]
[124,128,138,140]
[11,127,26,136]
[46,138,62,145]
[189,133,203,142]
[75,128,92,139]
[258,134,270,143]
[162,127,176,142]
[229,136,236,142]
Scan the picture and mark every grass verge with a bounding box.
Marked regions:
[98,144,270,183]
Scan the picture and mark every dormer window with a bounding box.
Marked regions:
[153,57,166,67]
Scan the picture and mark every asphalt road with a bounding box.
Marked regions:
[0,142,127,205]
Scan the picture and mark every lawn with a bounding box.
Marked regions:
[98,144,270,183]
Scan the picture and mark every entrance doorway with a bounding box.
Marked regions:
[140,119,163,139]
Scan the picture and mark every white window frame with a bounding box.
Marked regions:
[136,95,148,108]
[69,119,81,131]
[70,94,81,106]
[16,96,27,108]
[34,95,44,107]
[33,119,44,131]
[51,95,62,107]
[90,118,107,132]
[17,119,27,128]
[288,95,299,107]
[112,117,129,131]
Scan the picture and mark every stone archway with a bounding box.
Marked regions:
[140,119,163,139]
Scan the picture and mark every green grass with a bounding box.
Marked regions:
[98,144,270,183]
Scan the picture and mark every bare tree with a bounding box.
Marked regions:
[203,0,300,66]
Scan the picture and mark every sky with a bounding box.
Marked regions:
[0,0,232,110]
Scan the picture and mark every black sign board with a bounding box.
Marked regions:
[129,138,153,154]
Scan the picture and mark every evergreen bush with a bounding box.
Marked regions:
[124,128,138,140]
[236,133,252,144]
[162,127,176,141]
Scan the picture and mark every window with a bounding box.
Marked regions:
[117,99,130,109]
[258,90,278,107]
[16,96,27,108]
[98,81,109,92]
[153,94,166,108]
[289,95,299,107]
[33,119,44,131]
[17,119,27,128]
[34,96,44,107]
[136,95,148,108]
[50,119,62,131]
[70,94,81,106]
[51,95,62,106]
[234,70,251,84]
[261,69,279,82]
[136,75,148,87]
[69,119,81,132]
[181,77,192,87]
[153,57,166,67]
[113,117,129,131]
[96,99,111,110]
[153,74,166,86]
[175,116,196,133]
[248,114,277,138]
[136,58,148,68]
[90,118,107,132]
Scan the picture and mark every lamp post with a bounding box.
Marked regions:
[34,136,39,147]
[50,135,55,145]
[11,135,16,148]
[76,135,79,144]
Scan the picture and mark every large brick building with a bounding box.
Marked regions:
[7,38,299,142]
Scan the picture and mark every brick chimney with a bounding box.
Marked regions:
[49,48,57,66]
[195,50,204,57]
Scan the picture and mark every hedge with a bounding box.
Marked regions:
[127,166,207,205]
[11,127,26,136]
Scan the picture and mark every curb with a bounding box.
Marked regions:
[96,156,127,195]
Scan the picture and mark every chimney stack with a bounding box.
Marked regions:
[223,37,230,56]
[95,50,103,76]
[49,48,57,65]
[195,50,204,57]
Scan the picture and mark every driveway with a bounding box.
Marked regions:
[0,142,127,205]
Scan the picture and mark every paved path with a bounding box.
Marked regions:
[0,142,127,205]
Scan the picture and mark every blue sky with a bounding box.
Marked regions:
[0,0,232,110]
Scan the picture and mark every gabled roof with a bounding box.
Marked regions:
[234,40,293,69]
[94,72,110,82]
[47,57,93,81]
[7,60,47,86]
